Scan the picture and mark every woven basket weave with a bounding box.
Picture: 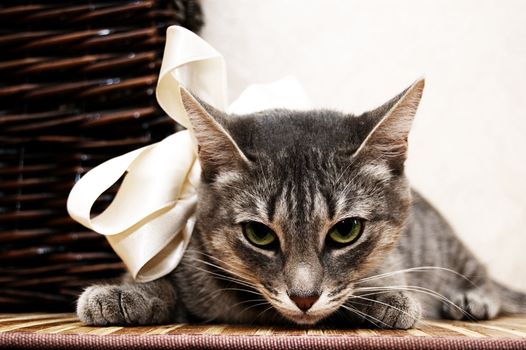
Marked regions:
[0,0,203,312]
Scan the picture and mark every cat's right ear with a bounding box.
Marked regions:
[353,79,425,175]
[180,88,250,181]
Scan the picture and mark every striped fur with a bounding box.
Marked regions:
[77,80,526,329]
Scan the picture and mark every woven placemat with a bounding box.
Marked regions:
[1,313,526,350]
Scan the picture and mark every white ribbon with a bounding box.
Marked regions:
[67,26,311,283]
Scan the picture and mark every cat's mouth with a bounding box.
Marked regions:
[268,291,338,325]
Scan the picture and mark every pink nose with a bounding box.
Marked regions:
[289,295,319,312]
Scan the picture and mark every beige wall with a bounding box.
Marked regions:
[200,0,526,290]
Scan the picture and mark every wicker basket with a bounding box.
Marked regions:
[0,0,203,312]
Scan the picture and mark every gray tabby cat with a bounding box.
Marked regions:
[77,79,526,329]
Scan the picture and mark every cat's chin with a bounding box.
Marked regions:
[289,314,324,325]
[279,309,333,325]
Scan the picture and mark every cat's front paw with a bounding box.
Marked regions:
[77,285,166,326]
[442,288,500,321]
[360,292,421,329]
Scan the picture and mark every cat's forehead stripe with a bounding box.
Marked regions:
[319,188,336,221]
[268,171,334,235]
[266,188,281,223]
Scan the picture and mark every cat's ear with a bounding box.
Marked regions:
[180,88,250,181]
[354,79,425,174]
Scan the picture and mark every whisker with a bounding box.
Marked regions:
[180,258,258,290]
[190,285,263,306]
[230,298,268,310]
[238,301,272,317]
[184,250,254,278]
[184,250,260,285]
[354,285,474,321]
[180,261,256,288]
[354,266,477,287]
[345,299,370,308]
[252,305,275,324]
[204,287,264,300]
[340,304,392,329]
[349,294,425,326]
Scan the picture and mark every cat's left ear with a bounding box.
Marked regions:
[354,79,425,174]
[180,88,250,181]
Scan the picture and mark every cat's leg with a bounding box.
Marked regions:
[434,236,502,320]
[77,276,177,326]
[406,190,502,321]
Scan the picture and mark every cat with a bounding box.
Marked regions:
[77,79,526,329]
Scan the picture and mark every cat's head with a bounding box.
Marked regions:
[181,79,424,325]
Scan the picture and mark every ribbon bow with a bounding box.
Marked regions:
[67,26,311,282]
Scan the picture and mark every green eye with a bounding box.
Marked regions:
[243,222,277,248]
[327,218,364,246]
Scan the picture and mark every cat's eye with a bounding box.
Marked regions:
[242,221,277,248]
[327,218,364,246]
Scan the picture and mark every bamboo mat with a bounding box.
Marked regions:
[2,312,526,337]
[1,313,526,349]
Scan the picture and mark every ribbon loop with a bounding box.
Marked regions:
[67,26,311,282]
[67,26,225,282]
[156,27,228,129]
